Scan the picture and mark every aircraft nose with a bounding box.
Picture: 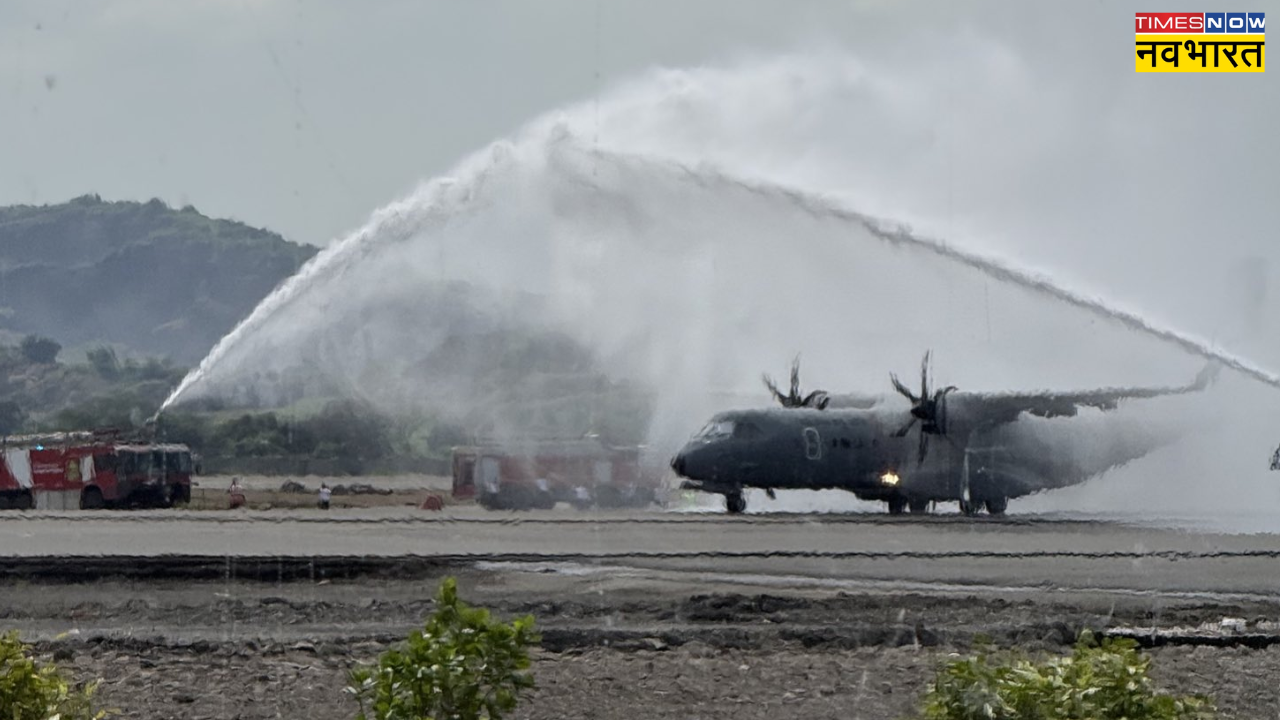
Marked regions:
[670,451,687,476]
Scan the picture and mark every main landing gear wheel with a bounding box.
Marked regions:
[724,491,747,514]
[887,497,907,515]
[984,496,1008,515]
[908,498,930,514]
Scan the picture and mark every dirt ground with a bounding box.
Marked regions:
[7,480,1280,718]
[46,639,1280,720]
[185,474,452,511]
[9,566,1280,720]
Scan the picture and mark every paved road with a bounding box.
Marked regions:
[3,510,1280,598]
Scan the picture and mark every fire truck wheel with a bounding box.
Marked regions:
[507,486,534,510]
[80,487,106,510]
[14,491,33,511]
[629,488,657,508]
[594,486,623,509]
[534,491,556,510]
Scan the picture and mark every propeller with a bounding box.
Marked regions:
[889,351,958,464]
[763,356,830,409]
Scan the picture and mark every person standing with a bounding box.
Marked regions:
[228,477,246,510]
[318,483,332,510]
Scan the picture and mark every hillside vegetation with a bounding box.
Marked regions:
[0,197,654,474]
[0,195,316,363]
[0,329,650,475]
[0,334,450,473]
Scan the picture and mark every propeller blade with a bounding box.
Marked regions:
[763,356,830,410]
[917,431,929,465]
[800,390,828,408]
[893,415,917,438]
[935,386,957,430]
[789,356,801,402]
[919,350,930,402]
[890,373,918,403]
[891,351,957,444]
[762,374,786,406]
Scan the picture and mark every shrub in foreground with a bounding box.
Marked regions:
[347,577,538,720]
[921,631,1215,720]
[0,631,105,720]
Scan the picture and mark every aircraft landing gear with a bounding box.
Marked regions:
[959,499,980,516]
[984,496,1008,515]
[908,498,930,514]
[886,497,907,515]
[724,491,747,514]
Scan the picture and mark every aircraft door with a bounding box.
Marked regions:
[803,427,822,461]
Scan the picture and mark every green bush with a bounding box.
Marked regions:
[347,577,539,720]
[921,631,1214,720]
[0,631,105,720]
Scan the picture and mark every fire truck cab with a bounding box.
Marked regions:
[0,432,195,510]
[452,437,661,511]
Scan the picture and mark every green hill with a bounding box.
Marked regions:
[0,195,317,363]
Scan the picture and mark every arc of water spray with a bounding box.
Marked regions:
[159,137,1280,420]
[585,145,1280,391]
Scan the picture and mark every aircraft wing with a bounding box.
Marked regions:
[948,364,1219,426]
[823,391,886,410]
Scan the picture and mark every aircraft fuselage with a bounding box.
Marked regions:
[670,406,1059,513]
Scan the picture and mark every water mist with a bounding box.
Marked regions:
[159,54,1280,519]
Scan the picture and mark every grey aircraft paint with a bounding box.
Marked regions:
[671,356,1216,515]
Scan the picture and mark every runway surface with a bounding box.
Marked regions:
[6,507,1280,720]
[4,508,1279,599]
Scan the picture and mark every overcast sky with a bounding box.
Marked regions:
[2,0,1277,361]
[6,0,868,244]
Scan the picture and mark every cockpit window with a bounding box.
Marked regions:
[733,422,763,439]
[694,420,735,441]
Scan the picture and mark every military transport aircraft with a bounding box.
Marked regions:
[670,354,1217,515]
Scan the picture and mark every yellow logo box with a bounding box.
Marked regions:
[1135,34,1265,72]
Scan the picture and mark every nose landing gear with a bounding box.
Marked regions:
[724,490,747,514]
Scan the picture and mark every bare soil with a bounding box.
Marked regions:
[8,484,1280,718]
[9,563,1280,719]
[185,474,452,511]
[46,639,1280,720]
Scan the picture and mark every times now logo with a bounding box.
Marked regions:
[1135,12,1265,33]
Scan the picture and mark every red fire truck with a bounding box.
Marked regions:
[451,437,663,510]
[0,431,195,510]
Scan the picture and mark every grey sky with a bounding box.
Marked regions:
[3,0,1278,362]
[4,0,845,244]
